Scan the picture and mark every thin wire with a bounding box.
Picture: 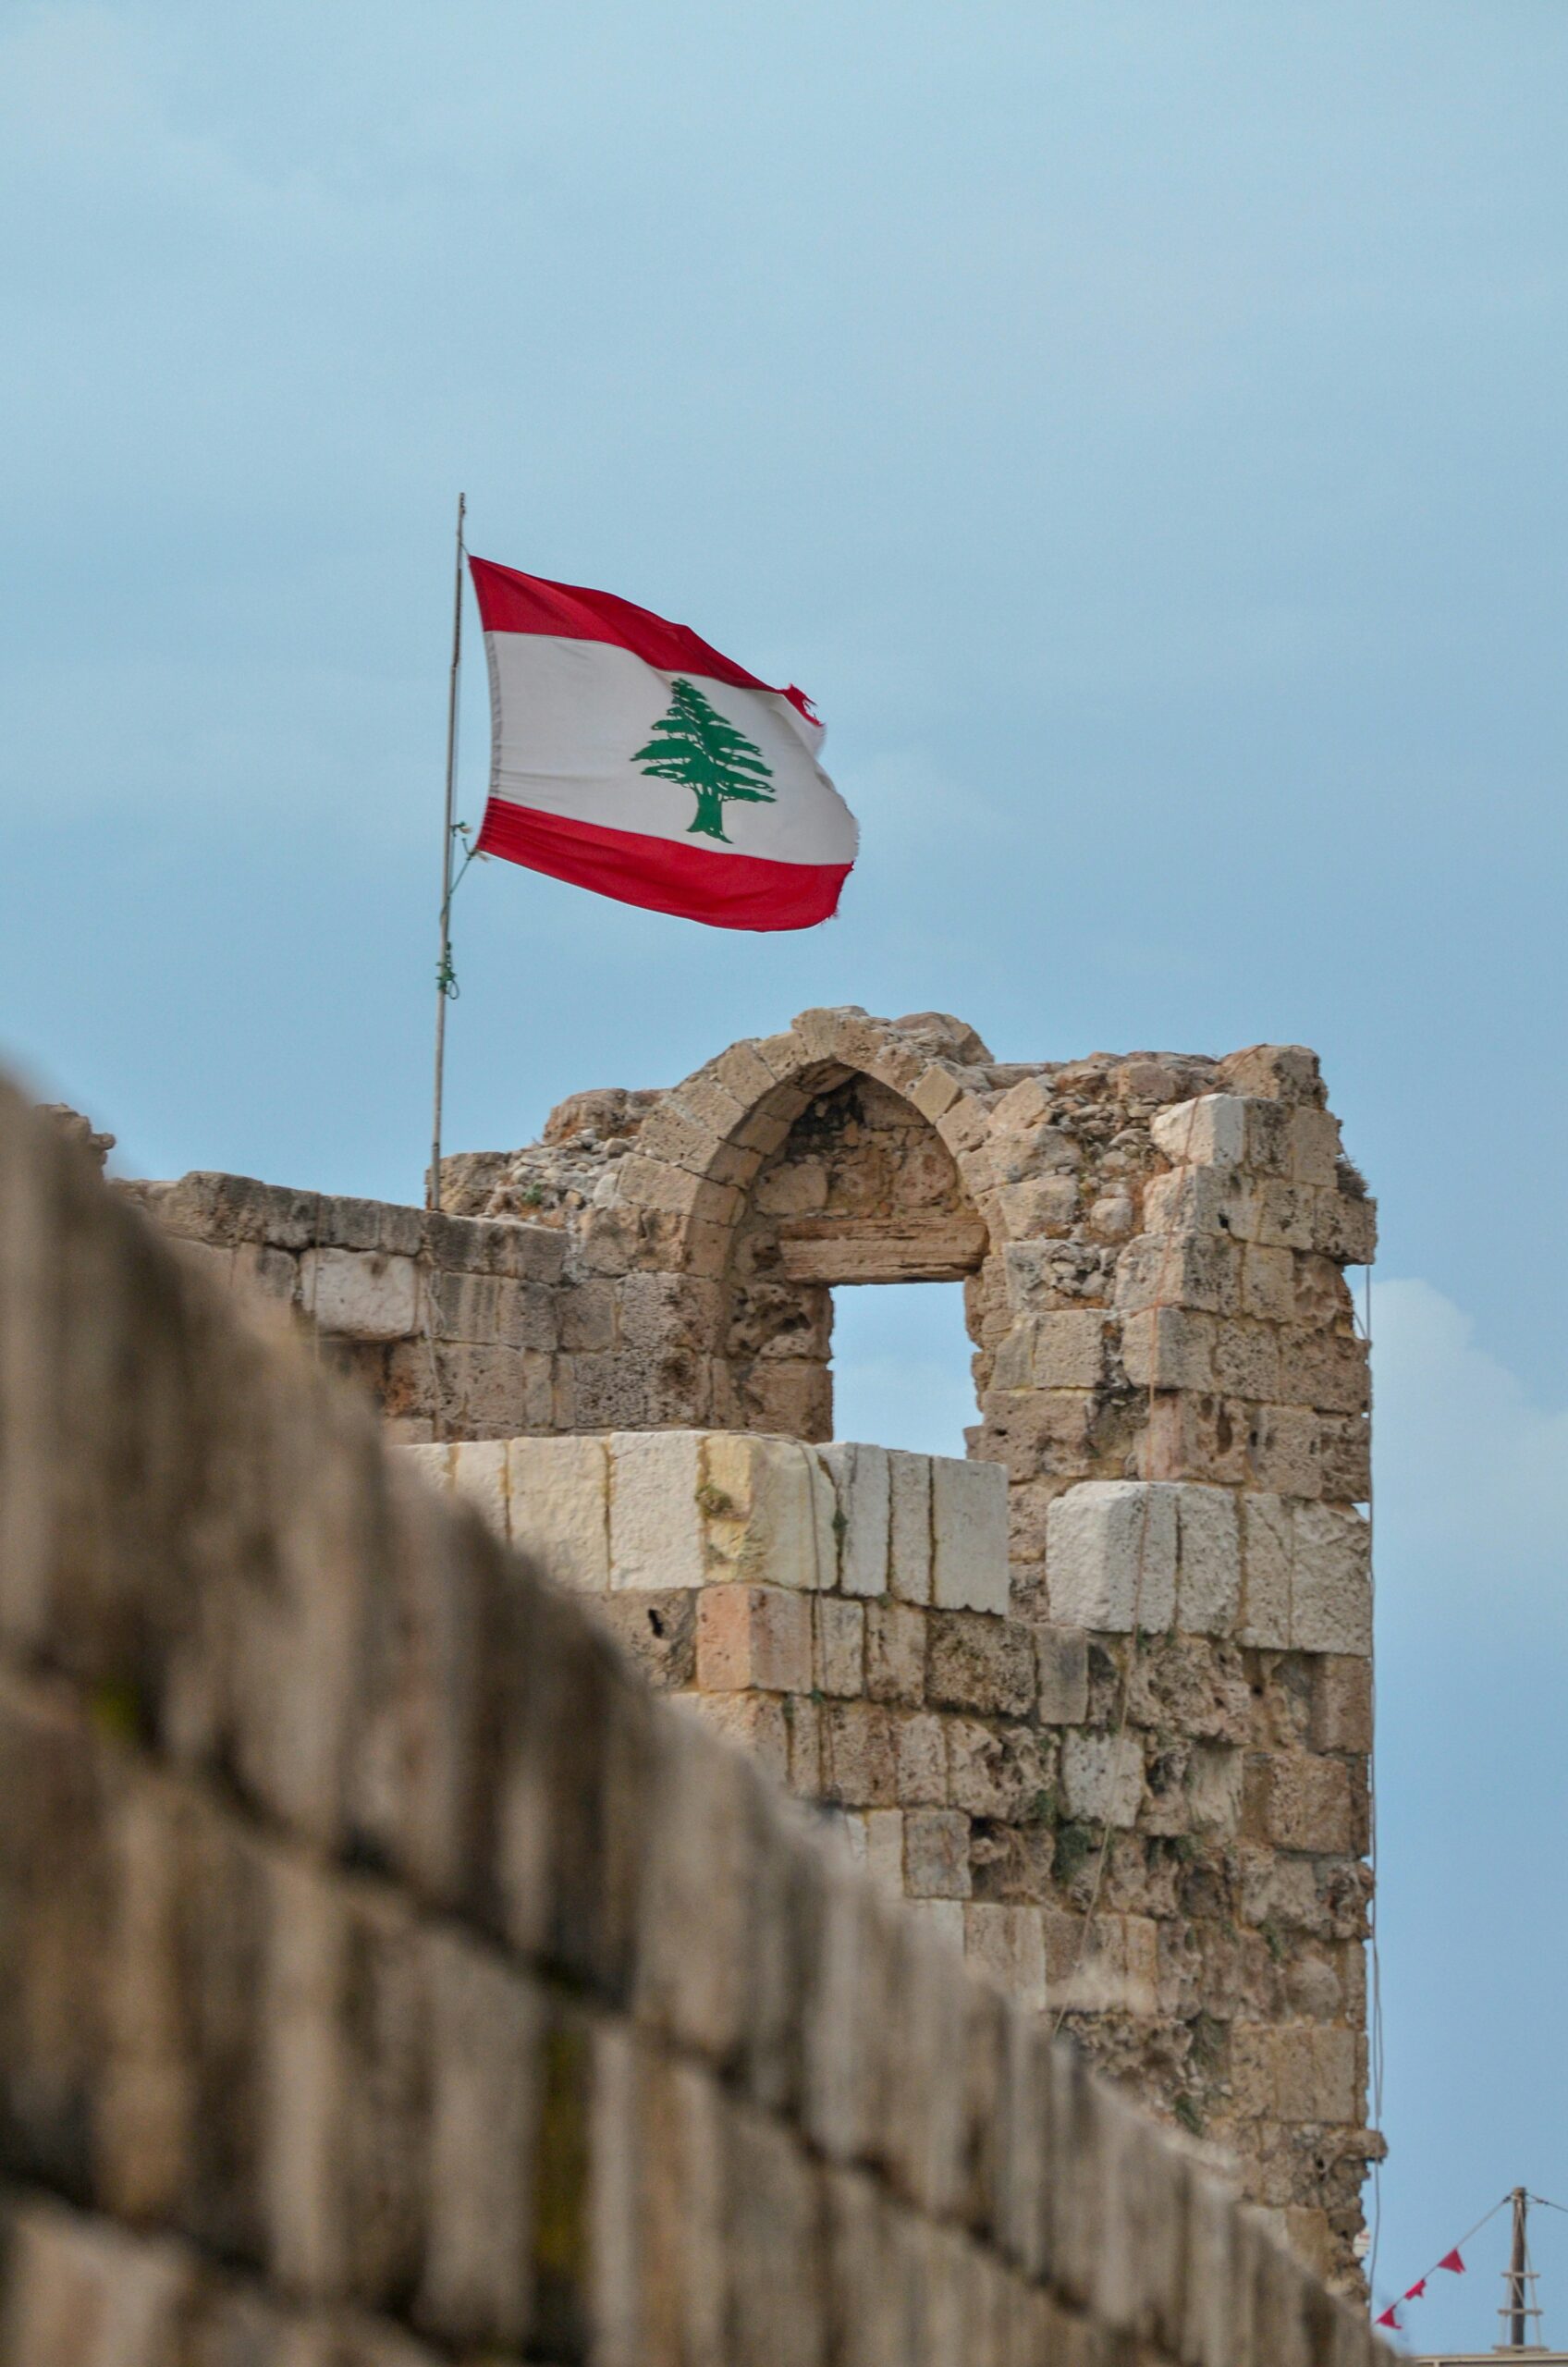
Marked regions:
[1529,2194,1568,2216]
[1364,1255,1385,2300]
[1371,2192,1513,2325]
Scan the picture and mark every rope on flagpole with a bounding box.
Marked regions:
[429,492,467,1214]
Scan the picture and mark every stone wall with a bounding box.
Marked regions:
[412,1428,1374,2287]
[121,1006,1378,2284]
[0,1079,1391,2367]
[124,1167,568,1440]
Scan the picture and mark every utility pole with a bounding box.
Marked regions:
[1509,2189,1530,2349]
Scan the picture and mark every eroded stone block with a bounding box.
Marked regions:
[507,1435,610,1592]
[608,1431,704,1590]
[1046,1482,1177,1633]
[931,1457,1009,1614]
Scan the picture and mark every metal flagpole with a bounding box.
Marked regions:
[428,491,467,1213]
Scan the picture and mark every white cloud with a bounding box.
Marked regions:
[1371,1277,1568,1600]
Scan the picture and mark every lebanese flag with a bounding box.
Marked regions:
[469,558,858,931]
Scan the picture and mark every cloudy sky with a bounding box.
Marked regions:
[5,2,1567,2341]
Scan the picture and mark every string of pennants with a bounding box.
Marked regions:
[1371,2192,1520,2336]
[1373,2242,1467,2334]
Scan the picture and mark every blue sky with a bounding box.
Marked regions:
[5,2,1567,2341]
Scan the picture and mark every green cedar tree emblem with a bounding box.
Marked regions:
[632,676,777,843]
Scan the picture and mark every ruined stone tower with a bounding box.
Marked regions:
[130,1005,1378,2289]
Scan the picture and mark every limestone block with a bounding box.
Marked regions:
[996,1178,1078,1236]
[429,1343,555,1438]
[1035,1626,1089,1724]
[907,1061,962,1124]
[1240,1493,1293,1648]
[893,1711,949,1807]
[1246,1404,1323,1498]
[1318,1410,1372,1502]
[1291,1503,1371,1656]
[701,1433,836,1591]
[681,1692,790,1785]
[1257,1753,1354,1854]
[814,1597,865,1696]
[930,1457,1009,1614]
[819,1701,900,1807]
[787,1694,824,1794]
[557,1277,615,1354]
[401,1441,451,1490]
[446,1440,509,1545]
[1029,1310,1109,1388]
[1289,1109,1342,1186]
[417,1930,545,2345]
[1273,1328,1369,1415]
[1268,2025,1362,2124]
[429,1271,557,1351]
[1150,1094,1247,1169]
[864,1600,926,1705]
[819,1442,891,1597]
[801,1858,894,2164]
[1113,1232,1239,1318]
[231,1242,300,1305]
[506,1436,610,1593]
[1121,1306,1216,1392]
[696,1585,812,1695]
[300,1248,421,1341]
[1046,1482,1177,1633]
[964,1905,1046,2008]
[903,1809,972,1899]
[1311,1657,1373,1755]
[925,1613,1035,1718]
[1143,1166,1260,1244]
[1174,1486,1241,1637]
[594,1590,697,1690]
[1315,1191,1378,1267]
[864,1808,905,1901]
[903,1897,966,1951]
[1,2198,226,2363]
[1213,1318,1282,1403]
[607,1431,704,1590]
[1186,1745,1244,1835]
[1241,1245,1296,1322]
[1060,1732,1144,1828]
[888,1451,934,1603]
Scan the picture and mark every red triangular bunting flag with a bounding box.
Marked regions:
[1403,2278,1427,2300]
[1376,2305,1401,2329]
[1439,2249,1465,2274]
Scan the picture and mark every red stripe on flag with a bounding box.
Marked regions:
[474,798,851,932]
[469,558,820,733]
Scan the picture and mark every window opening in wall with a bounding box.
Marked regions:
[828,1281,973,1459]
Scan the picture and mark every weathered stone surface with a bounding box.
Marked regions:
[508,1434,611,1591]
[1047,1482,1178,1633]
[820,1442,891,1598]
[608,1429,704,1589]
[1060,1732,1145,1828]
[301,1247,422,1341]
[117,1010,1378,2297]
[931,1457,1009,1614]
[696,1585,813,1695]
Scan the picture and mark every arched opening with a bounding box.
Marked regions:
[716,1069,988,1442]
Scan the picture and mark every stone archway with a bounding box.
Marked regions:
[589,1007,1011,1445]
